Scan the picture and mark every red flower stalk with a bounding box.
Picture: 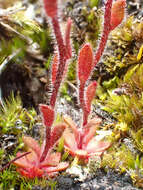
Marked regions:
[63,115,110,161]
[42,0,72,162]
[49,16,67,108]
[94,0,126,66]
[43,5,72,108]
[65,18,72,59]
[49,17,72,108]
[77,0,126,125]
[51,53,58,85]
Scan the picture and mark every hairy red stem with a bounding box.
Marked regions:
[79,84,89,127]
[65,18,72,59]
[94,0,113,66]
[41,16,68,161]
[50,17,67,108]
[40,127,51,162]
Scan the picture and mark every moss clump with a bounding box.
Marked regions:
[100,50,143,188]
[0,93,36,134]
[0,167,56,190]
[102,143,143,188]
[65,0,101,49]
[103,17,143,75]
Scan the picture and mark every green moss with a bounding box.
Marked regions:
[131,129,143,153]
[102,144,143,188]
[101,17,143,80]
[89,0,99,8]
[102,144,136,172]
[103,64,143,131]
[100,47,143,188]
[0,167,56,190]
[0,93,36,134]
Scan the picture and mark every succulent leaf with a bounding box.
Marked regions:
[85,138,111,154]
[63,115,79,142]
[13,152,32,169]
[44,162,69,173]
[63,129,78,151]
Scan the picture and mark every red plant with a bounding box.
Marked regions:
[8,0,126,178]
[61,43,110,161]
[63,115,110,161]
[11,0,72,178]
[13,125,68,178]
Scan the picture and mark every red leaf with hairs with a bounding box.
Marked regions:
[63,115,79,142]
[82,117,101,147]
[110,0,126,30]
[39,104,55,127]
[49,124,66,148]
[85,81,97,113]
[22,136,41,158]
[43,0,57,18]
[78,43,94,85]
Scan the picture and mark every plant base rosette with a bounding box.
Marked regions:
[63,115,110,162]
[13,136,69,178]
